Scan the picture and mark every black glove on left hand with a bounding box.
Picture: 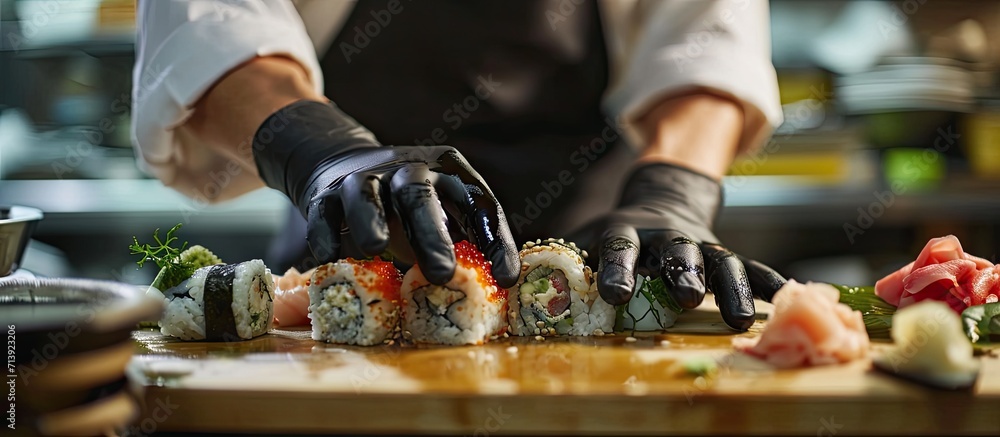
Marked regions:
[574,162,786,331]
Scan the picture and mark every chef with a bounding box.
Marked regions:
[131,0,785,331]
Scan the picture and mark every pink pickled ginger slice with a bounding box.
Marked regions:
[272,267,314,327]
[734,280,869,368]
[875,235,998,312]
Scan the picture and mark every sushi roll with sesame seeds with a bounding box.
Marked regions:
[401,241,507,345]
[309,258,403,346]
[508,238,615,336]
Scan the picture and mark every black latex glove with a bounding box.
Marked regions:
[251,100,520,288]
[574,163,786,331]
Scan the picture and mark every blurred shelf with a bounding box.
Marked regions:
[0,179,288,234]
[10,34,134,58]
[1,177,999,237]
[718,176,1000,228]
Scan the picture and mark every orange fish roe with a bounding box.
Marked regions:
[453,241,504,301]
[345,257,402,302]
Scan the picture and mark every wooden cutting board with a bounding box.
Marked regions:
[127,300,1000,435]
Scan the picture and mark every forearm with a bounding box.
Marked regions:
[634,92,744,180]
[184,56,325,175]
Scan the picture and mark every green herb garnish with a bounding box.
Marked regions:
[616,276,684,332]
[130,224,222,291]
[830,284,896,339]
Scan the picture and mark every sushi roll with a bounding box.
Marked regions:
[309,258,402,346]
[401,241,507,345]
[508,238,615,336]
[158,260,274,341]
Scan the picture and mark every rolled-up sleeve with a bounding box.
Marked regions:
[132,0,322,198]
[603,0,782,153]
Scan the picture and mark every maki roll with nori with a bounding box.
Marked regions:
[156,260,275,341]
[508,238,615,336]
[309,258,403,346]
[401,241,507,345]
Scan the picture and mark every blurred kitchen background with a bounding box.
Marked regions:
[2,0,1000,286]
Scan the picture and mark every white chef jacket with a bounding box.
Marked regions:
[132,0,782,202]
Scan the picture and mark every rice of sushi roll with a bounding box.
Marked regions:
[309,258,402,346]
[508,238,615,336]
[157,259,274,341]
[401,241,507,345]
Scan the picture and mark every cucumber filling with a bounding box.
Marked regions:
[519,267,572,325]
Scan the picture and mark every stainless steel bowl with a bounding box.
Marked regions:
[0,205,43,276]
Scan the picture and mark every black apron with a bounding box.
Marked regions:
[272,0,634,271]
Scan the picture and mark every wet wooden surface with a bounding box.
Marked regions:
[127,301,1000,435]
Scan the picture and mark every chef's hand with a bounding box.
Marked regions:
[251,100,520,287]
[574,162,786,331]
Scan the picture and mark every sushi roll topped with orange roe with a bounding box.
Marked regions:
[401,241,508,345]
[309,257,403,346]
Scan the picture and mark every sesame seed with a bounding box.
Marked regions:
[625,336,637,343]
[592,329,605,336]
[534,335,544,341]
[535,321,546,328]
[659,340,671,347]
[502,332,509,338]
[506,346,518,354]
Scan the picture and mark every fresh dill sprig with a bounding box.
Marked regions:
[130,223,196,290]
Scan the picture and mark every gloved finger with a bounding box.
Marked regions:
[597,224,640,306]
[648,230,706,310]
[341,172,390,256]
[433,173,520,288]
[738,255,786,302]
[390,163,455,285]
[701,243,755,332]
[305,191,344,265]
